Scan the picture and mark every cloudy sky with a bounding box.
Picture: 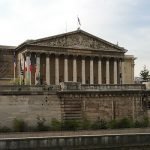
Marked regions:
[0,0,150,76]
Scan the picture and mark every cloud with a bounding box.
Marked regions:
[0,0,149,76]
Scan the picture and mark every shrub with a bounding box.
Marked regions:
[109,118,133,129]
[0,126,11,132]
[36,116,49,131]
[91,119,108,130]
[62,120,81,131]
[108,119,118,129]
[13,118,26,132]
[134,120,143,128]
[116,118,133,129]
[142,117,149,127]
[134,117,149,128]
[50,118,62,131]
[81,118,91,130]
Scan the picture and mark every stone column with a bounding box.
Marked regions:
[73,56,77,82]
[35,53,40,85]
[55,55,59,85]
[114,59,117,84]
[131,60,135,84]
[98,58,102,84]
[121,60,124,84]
[26,52,31,85]
[46,54,50,85]
[106,58,110,84]
[119,59,124,84]
[82,57,85,84]
[64,55,68,82]
[90,57,94,84]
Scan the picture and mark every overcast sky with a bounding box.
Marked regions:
[0,0,150,76]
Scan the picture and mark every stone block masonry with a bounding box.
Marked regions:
[0,132,150,150]
[0,94,61,127]
[0,84,148,128]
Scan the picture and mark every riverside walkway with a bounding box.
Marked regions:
[0,128,150,139]
[0,128,150,150]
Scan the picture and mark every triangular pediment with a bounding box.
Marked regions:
[29,30,126,52]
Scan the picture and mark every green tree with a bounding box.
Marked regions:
[140,66,149,81]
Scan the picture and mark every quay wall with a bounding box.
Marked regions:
[0,133,150,150]
[0,84,148,127]
[0,94,61,127]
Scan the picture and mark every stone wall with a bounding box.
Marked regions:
[0,49,14,84]
[0,84,147,127]
[124,55,135,84]
[0,132,150,150]
[59,91,146,122]
[0,94,61,127]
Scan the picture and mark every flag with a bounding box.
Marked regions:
[33,64,36,73]
[24,60,27,72]
[13,52,16,68]
[13,52,16,81]
[20,59,23,75]
[77,17,81,26]
[30,65,36,72]
[30,64,32,72]
[29,57,32,72]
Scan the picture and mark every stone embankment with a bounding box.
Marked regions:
[0,128,150,150]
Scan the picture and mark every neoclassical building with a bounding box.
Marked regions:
[0,29,135,85]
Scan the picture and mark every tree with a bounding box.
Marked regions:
[140,66,149,81]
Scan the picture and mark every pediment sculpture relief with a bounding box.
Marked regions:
[32,32,121,52]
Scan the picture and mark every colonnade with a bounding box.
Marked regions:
[22,53,124,85]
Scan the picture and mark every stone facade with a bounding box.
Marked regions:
[0,94,61,127]
[0,46,15,84]
[59,84,146,122]
[0,30,141,127]
[0,84,147,127]
[0,30,135,85]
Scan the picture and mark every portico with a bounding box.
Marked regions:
[22,52,124,85]
[16,29,134,85]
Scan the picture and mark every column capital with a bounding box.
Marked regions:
[35,53,41,57]
[81,55,86,59]
[113,57,119,61]
[25,52,31,57]
[46,53,50,57]
[73,55,78,59]
[55,53,60,58]
[98,56,102,60]
[64,55,69,59]
[90,56,95,60]
[105,57,111,60]
[119,57,124,61]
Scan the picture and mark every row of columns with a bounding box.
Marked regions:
[25,53,124,85]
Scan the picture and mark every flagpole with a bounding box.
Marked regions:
[13,52,16,82]
[14,65,16,82]
[19,59,21,85]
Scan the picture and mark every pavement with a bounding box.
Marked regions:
[0,128,150,139]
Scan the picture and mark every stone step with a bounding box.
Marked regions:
[64,108,82,111]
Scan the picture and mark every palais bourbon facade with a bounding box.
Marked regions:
[0,29,135,85]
